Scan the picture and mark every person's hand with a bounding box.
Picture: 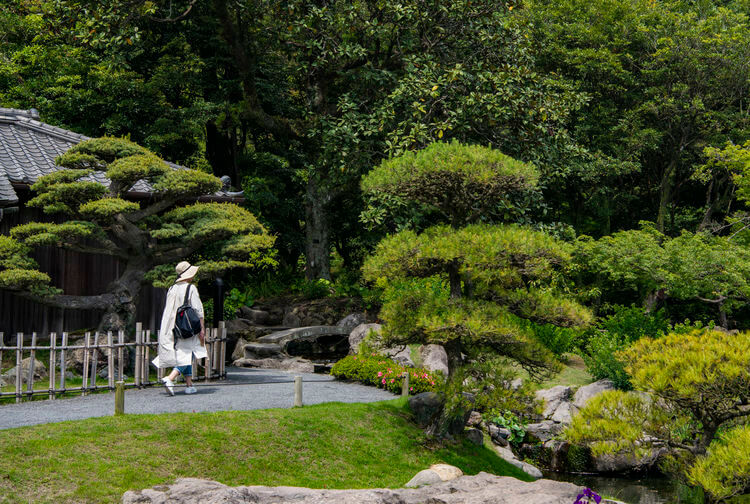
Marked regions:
[199,329,205,344]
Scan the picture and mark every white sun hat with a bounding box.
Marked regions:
[175,261,199,282]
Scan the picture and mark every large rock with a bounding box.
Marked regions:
[123,473,592,504]
[592,448,665,474]
[405,464,463,488]
[550,402,577,425]
[408,391,444,428]
[493,446,544,479]
[231,337,249,362]
[466,428,484,446]
[336,313,367,333]
[418,344,449,376]
[525,421,564,443]
[3,357,48,384]
[69,338,129,374]
[238,306,270,325]
[385,346,414,367]
[348,323,382,355]
[535,386,572,418]
[243,342,283,358]
[573,379,615,409]
[258,326,350,360]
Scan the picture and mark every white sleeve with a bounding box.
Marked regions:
[189,285,204,319]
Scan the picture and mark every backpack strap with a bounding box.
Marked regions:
[182,283,191,305]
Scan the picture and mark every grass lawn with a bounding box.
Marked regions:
[0,398,531,503]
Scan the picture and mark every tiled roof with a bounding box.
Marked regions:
[0,108,237,206]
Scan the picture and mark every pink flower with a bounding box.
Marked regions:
[410,387,413,391]
[382,379,386,384]
[387,368,392,373]
[390,378,395,383]
[377,371,383,377]
[431,381,435,386]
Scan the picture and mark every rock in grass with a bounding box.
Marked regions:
[418,344,449,376]
[404,469,443,488]
[3,358,47,383]
[572,379,615,409]
[466,428,484,445]
[408,392,443,428]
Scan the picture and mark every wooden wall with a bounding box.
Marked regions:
[0,206,166,335]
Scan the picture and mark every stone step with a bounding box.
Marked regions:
[257,326,350,360]
[244,342,283,359]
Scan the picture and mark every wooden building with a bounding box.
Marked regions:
[0,108,240,335]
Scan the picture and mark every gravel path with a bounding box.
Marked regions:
[0,367,396,430]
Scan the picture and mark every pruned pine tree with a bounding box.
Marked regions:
[361,141,592,431]
[0,137,276,331]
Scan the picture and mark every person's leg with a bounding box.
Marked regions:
[182,365,197,394]
[167,369,180,381]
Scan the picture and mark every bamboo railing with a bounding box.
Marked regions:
[0,321,227,403]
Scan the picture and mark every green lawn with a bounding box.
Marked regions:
[0,398,531,503]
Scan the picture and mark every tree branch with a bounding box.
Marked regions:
[12,290,118,310]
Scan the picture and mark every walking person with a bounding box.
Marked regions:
[154,261,206,395]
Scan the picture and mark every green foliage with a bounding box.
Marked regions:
[688,425,750,502]
[488,410,527,445]
[330,354,443,395]
[106,154,169,187]
[362,141,541,225]
[0,235,35,270]
[224,287,254,321]
[516,319,581,356]
[61,137,150,166]
[581,306,671,390]
[152,169,222,196]
[0,268,52,291]
[79,198,140,220]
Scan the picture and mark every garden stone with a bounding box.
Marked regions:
[489,424,510,447]
[466,428,484,445]
[404,469,442,488]
[466,410,482,427]
[573,379,615,409]
[258,326,350,360]
[544,440,571,472]
[348,323,382,355]
[225,318,255,336]
[385,346,414,367]
[231,337,249,362]
[282,311,301,328]
[592,447,665,473]
[124,473,592,504]
[232,357,315,374]
[493,445,543,479]
[238,306,270,325]
[550,402,577,424]
[535,385,571,418]
[418,344,449,376]
[243,342,283,359]
[70,339,129,374]
[525,420,564,443]
[408,391,444,428]
[0,375,6,387]
[336,313,366,333]
[510,378,524,390]
[3,358,48,384]
[98,368,128,380]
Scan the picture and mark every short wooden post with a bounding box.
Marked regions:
[294,375,303,407]
[49,333,57,400]
[212,327,220,374]
[26,332,37,398]
[90,332,100,391]
[82,332,90,396]
[114,381,124,415]
[0,332,4,379]
[107,331,115,391]
[15,332,23,403]
[117,330,124,381]
[204,328,212,381]
[402,372,410,397]
[134,324,142,388]
[143,330,151,385]
[60,332,68,392]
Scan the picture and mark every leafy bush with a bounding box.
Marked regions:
[331,354,443,395]
[516,318,581,356]
[292,278,334,299]
[224,287,254,320]
[488,409,526,445]
[688,425,750,502]
[582,306,670,389]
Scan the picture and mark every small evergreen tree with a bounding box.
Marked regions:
[362,141,592,431]
[0,137,276,330]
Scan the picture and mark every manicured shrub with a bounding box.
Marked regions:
[331,354,443,395]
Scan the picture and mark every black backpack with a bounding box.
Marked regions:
[173,284,201,339]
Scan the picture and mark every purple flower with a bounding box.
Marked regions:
[574,488,601,504]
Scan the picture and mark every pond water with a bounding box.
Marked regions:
[544,472,704,504]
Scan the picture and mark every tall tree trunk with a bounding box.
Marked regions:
[98,263,148,332]
[657,161,676,233]
[305,177,331,280]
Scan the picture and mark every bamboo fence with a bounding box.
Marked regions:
[0,321,227,403]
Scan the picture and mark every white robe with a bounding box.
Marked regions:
[153,281,207,368]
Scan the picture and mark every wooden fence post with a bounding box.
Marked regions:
[60,332,68,393]
[134,323,142,388]
[90,332,100,391]
[15,332,23,403]
[143,330,151,385]
[82,332,90,396]
[402,372,410,397]
[212,327,220,375]
[0,333,3,379]
[204,328,212,382]
[219,321,226,379]
[156,330,164,382]
[117,330,124,381]
[107,331,115,391]
[26,332,37,398]
[49,332,56,400]
[114,381,124,415]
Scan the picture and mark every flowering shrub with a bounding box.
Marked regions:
[331,354,443,395]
